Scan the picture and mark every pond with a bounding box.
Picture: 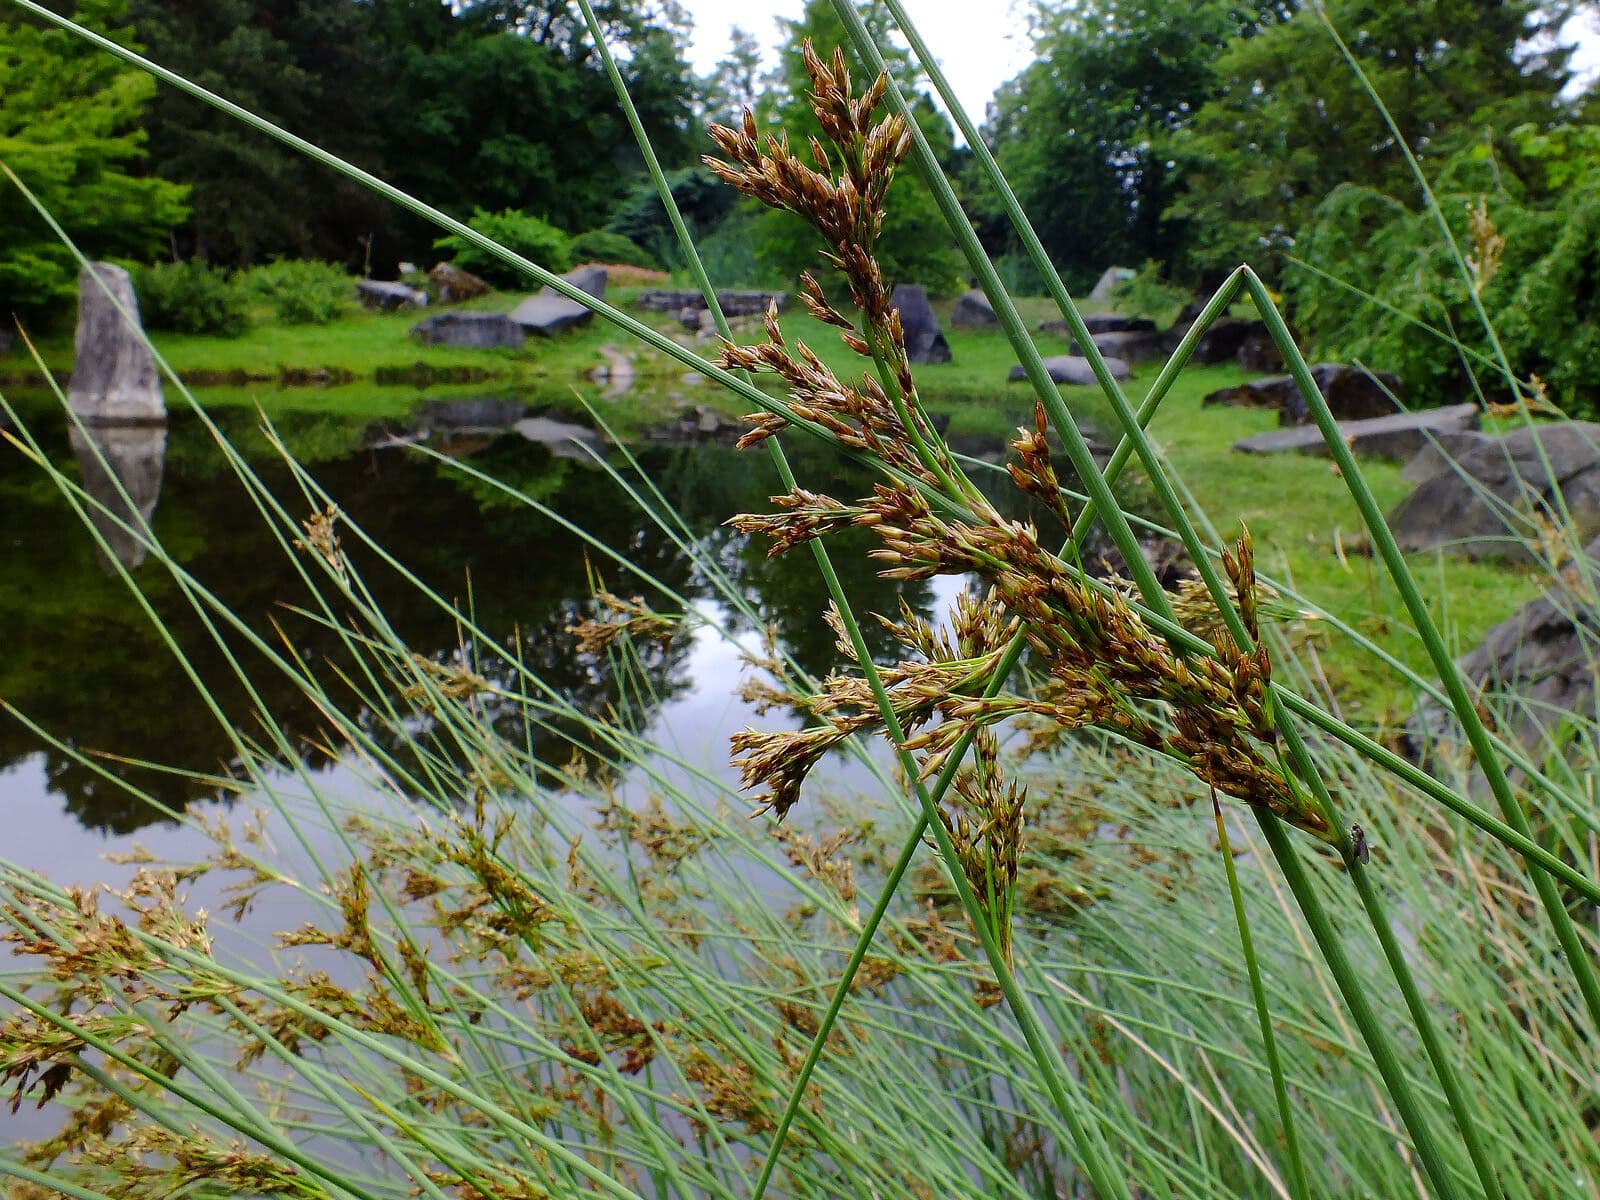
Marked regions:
[1,389,1030,885]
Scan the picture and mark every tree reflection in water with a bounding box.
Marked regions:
[1,397,1000,834]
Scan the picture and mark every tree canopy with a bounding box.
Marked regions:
[0,0,188,319]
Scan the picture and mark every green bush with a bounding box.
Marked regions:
[433,209,572,290]
[134,261,251,338]
[1111,260,1191,326]
[1288,126,1600,416]
[241,259,351,325]
[567,229,658,269]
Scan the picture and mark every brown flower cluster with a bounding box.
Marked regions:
[717,38,1334,934]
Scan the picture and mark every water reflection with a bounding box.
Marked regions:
[0,395,996,834]
[69,422,166,570]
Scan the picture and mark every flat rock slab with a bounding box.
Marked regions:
[1205,363,1402,425]
[1233,404,1479,460]
[634,288,786,316]
[1387,420,1600,560]
[509,291,591,336]
[410,311,524,348]
[1038,314,1157,337]
[1070,328,1169,362]
[514,416,608,460]
[357,280,427,311]
[1008,355,1130,385]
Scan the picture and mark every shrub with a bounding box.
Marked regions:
[567,229,658,269]
[433,209,572,290]
[133,261,251,337]
[1289,127,1600,416]
[241,259,351,325]
[1111,260,1190,326]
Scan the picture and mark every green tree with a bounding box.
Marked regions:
[698,25,763,127]
[1168,0,1575,280]
[129,0,392,268]
[0,0,188,320]
[983,0,1288,284]
[753,0,966,297]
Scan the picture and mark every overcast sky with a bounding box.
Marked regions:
[677,1,1600,131]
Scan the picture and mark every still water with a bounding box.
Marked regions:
[1,390,1012,882]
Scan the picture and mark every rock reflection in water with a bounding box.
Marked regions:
[69,422,166,570]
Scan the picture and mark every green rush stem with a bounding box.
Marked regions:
[845,7,1510,1195]
[1212,792,1312,1200]
[1244,268,1600,1033]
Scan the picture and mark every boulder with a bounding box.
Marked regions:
[1070,328,1168,363]
[1386,422,1600,561]
[950,289,998,328]
[508,291,590,337]
[634,288,786,316]
[409,311,524,349]
[427,262,492,303]
[1410,536,1600,763]
[1039,314,1157,337]
[1186,317,1262,365]
[1236,327,1284,372]
[1088,266,1135,302]
[1203,364,1402,425]
[1008,355,1130,386]
[1232,404,1480,460]
[890,284,951,365]
[357,279,427,311]
[69,263,165,424]
[562,264,608,301]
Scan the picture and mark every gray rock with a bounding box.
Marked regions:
[1070,328,1169,363]
[950,289,998,328]
[1387,422,1600,560]
[70,422,165,570]
[409,311,524,349]
[564,265,607,301]
[1409,535,1600,764]
[70,263,164,424]
[634,288,786,316]
[1089,266,1136,302]
[1038,314,1157,337]
[513,416,608,460]
[890,283,951,364]
[0,328,13,358]
[1008,355,1131,386]
[427,262,491,303]
[1236,327,1284,372]
[1203,364,1402,425]
[1232,404,1479,460]
[357,279,427,311]
[1190,317,1266,366]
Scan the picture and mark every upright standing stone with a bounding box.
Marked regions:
[71,423,166,570]
[69,263,165,424]
[891,284,951,364]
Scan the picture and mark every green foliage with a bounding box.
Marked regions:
[567,229,658,268]
[605,166,735,265]
[1112,260,1190,326]
[0,0,189,320]
[240,259,351,324]
[1169,0,1575,280]
[1290,126,1600,415]
[133,260,251,337]
[433,208,573,289]
[985,0,1287,282]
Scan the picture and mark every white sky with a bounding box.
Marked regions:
[679,0,1032,126]
[678,1,1600,128]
